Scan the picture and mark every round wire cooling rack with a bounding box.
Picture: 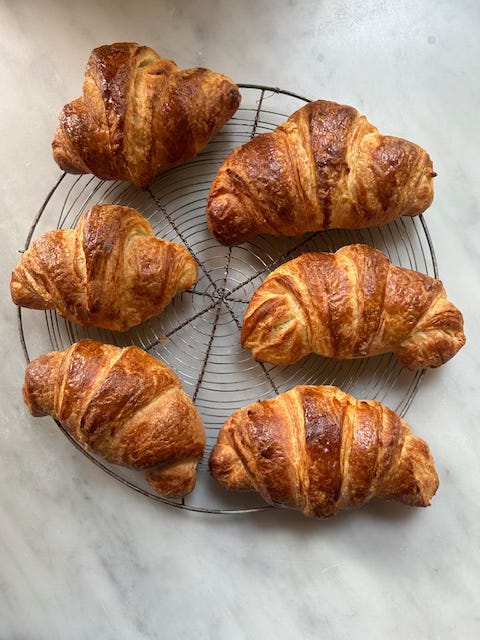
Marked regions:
[18,84,439,514]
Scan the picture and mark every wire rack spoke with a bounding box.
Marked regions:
[224,296,250,305]
[250,89,266,138]
[143,301,219,351]
[225,232,321,299]
[185,288,216,302]
[213,286,280,397]
[192,247,232,401]
[192,300,222,402]
[147,187,231,302]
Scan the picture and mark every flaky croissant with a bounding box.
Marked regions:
[23,340,205,498]
[53,42,241,188]
[11,204,197,331]
[242,244,465,369]
[206,100,435,245]
[209,385,438,518]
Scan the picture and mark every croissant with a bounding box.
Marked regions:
[23,340,205,498]
[209,385,438,518]
[242,244,465,369]
[52,42,241,188]
[11,204,197,331]
[206,100,435,245]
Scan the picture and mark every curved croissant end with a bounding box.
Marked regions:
[10,204,198,331]
[23,340,205,498]
[206,100,435,245]
[147,459,199,499]
[396,297,466,369]
[23,351,60,417]
[240,275,311,365]
[209,385,439,518]
[52,42,241,188]
[242,245,465,369]
[208,440,254,492]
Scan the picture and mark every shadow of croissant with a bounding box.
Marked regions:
[254,498,418,530]
[174,495,421,538]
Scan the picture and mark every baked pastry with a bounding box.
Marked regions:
[52,42,241,187]
[23,340,205,498]
[11,204,197,331]
[209,385,438,518]
[242,244,465,369]
[206,100,435,245]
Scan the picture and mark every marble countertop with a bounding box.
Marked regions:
[1,1,479,638]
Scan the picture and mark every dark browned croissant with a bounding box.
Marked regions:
[209,385,438,518]
[11,204,197,331]
[53,42,241,187]
[206,100,435,245]
[242,244,465,369]
[23,340,205,498]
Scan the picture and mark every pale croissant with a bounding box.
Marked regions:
[206,100,435,245]
[53,42,241,188]
[23,340,205,498]
[209,385,438,518]
[242,244,465,369]
[11,204,197,331]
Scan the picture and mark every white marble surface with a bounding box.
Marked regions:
[1,1,479,638]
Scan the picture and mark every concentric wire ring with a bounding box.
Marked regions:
[17,85,438,513]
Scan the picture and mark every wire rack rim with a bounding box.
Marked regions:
[17,84,437,516]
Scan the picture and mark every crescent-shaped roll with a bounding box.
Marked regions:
[52,42,241,188]
[23,340,205,498]
[206,100,435,245]
[11,204,198,331]
[241,244,465,369]
[209,385,439,518]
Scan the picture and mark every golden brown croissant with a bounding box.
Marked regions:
[209,385,438,518]
[242,244,465,369]
[206,100,435,245]
[23,340,205,498]
[11,204,197,331]
[52,42,241,188]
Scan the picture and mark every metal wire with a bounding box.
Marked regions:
[17,84,439,514]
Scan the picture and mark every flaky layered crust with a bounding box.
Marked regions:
[23,340,205,498]
[52,42,241,187]
[11,204,197,331]
[242,244,465,369]
[206,100,435,245]
[209,385,438,517]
